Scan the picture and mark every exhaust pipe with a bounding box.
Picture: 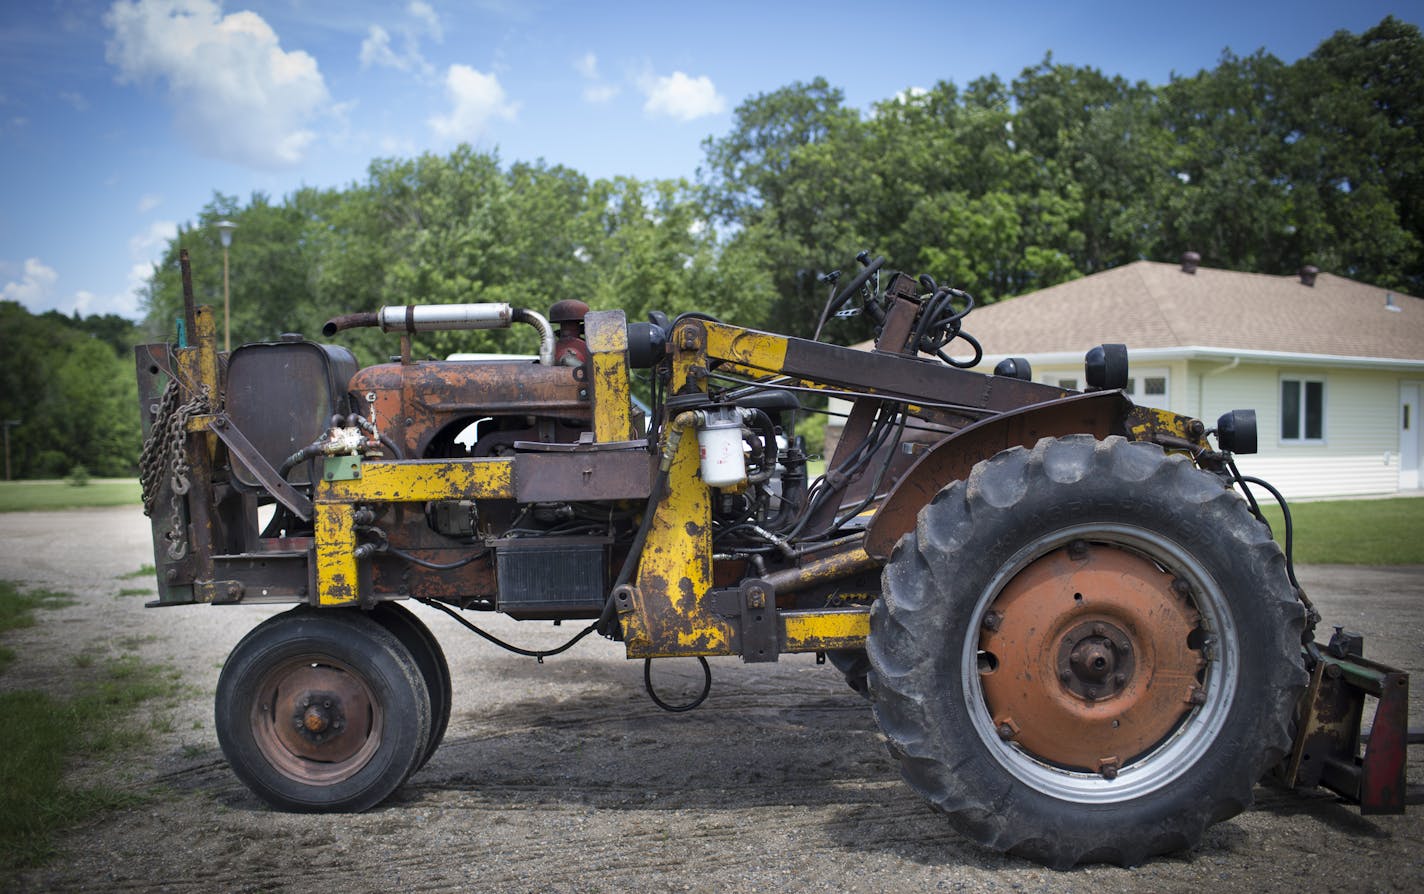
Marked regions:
[323,303,555,365]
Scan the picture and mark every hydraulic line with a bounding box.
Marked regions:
[418,598,599,664]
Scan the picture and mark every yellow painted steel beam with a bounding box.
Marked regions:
[703,322,790,374]
[585,310,635,443]
[780,608,871,653]
[622,422,733,658]
[314,502,361,606]
[318,458,515,503]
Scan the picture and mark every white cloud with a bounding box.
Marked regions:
[1,258,60,308]
[73,290,97,315]
[60,91,90,111]
[359,3,442,77]
[408,1,442,41]
[359,25,405,70]
[574,52,599,80]
[640,71,725,121]
[575,52,619,103]
[104,0,332,169]
[429,64,518,141]
[130,220,176,258]
[583,83,619,103]
[137,193,162,213]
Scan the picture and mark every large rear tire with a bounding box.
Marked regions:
[215,606,432,812]
[868,435,1305,868]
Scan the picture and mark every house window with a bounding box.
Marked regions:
[1281,378,1324,442]
[1124,369,1170,405]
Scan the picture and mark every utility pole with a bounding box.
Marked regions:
[2,419,19,481]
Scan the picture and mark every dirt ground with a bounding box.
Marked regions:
[1,505,1421,893]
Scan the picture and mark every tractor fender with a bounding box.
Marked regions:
[864,390,1132,560]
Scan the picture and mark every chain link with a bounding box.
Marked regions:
[139,380,211,560]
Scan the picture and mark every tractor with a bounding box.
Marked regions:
[136,250,1413,867]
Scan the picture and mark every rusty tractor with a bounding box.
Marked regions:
[136,250,1415,867]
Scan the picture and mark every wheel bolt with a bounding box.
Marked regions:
[1098,760,1120,780]
[982,611,1003,632]
[1114,673,1127,686]
[998,723,1015,740]
[1188,686,1207,706]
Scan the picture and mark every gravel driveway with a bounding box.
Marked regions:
[2,506,1421,893]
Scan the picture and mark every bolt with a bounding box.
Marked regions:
[982,611,1002,632]
[1067,540,1089,561]
[747,587,766,609]
[1171,578,1192,599]
[1086,688,1098,701]
[1059,670,1072,683]
[998,723,1015,740]
[1092,623,1105,637]
[1114,673,1127,686]
[1189,419,1206,437]
[226,582,242,598]
[1098,759,1120,780]
[1187,686,1207,706]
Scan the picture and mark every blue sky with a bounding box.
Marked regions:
[1,0,1417,320]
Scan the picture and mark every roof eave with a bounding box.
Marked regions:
[975,345,1424,371]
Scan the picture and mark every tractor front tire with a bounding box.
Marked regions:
[215,606,432,812]
[868,435,1305,868]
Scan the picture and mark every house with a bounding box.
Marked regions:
[831,256,1424,499]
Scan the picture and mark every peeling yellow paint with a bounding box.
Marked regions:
[320,459,514,503]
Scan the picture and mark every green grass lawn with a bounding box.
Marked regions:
[0,581,179,877]
[1256,496,1424,565]
[0,479,141,513]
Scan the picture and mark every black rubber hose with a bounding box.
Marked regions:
[418,598,599,663]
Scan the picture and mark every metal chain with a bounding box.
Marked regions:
[139,379,210,559]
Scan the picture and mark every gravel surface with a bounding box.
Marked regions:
[2,506,1421,893]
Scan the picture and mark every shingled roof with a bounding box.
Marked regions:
[945,260,1424,363]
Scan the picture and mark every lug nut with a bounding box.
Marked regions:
[982,611,1002,632]
[998,723,1015,740]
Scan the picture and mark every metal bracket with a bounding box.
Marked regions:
[712,579,780,664]
[323,454,363,482]
[1283,637,1414,813]
[206,414,313,521]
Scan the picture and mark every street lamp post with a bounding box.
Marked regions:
[2,420,19,482]
[216,220,238,351]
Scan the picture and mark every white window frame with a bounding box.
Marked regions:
[1280,375,1326,444]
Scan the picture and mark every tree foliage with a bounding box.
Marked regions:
[5,17,1419,478]
[0,303,142,478]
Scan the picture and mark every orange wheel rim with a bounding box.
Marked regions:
[978,542,1204,772]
